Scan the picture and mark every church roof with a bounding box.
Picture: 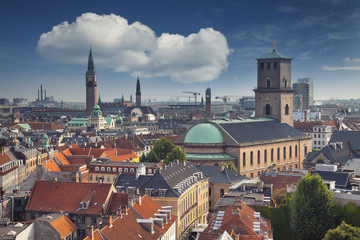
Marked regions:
[256,49,292,60]
[186,152,236,161]
[185,123,224,144]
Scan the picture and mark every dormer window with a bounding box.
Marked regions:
[101,167,105,171]
[95,167,99,171]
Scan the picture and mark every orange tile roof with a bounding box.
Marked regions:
[83,229,103,240]
[66,156,93,165]
[68,147,112,158]
[26,180,114,215]
[50,215,77,239]
[106,193,128,215]
[0,152,12,166]
[103,138,144,152]
[54,152,70,165]
[42,159,61,172]
[60,148,72,156]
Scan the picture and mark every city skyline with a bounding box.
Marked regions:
[1,0,360,102]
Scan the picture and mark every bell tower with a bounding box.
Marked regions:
[254,44,294,126]
[86,48,97,116]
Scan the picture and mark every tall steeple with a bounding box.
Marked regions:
[136,76,141,106]
[85,48,97,116]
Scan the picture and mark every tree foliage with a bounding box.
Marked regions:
[165,146,186,164]
[343,203,360,228]
[323,221,360,240]
[152,137,174,160]
[140,150,160,163]
[290,174,341,240]
[227,162,238,173]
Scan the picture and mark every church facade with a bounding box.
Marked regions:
[175,47,312,177]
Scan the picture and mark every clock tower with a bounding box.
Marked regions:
[86,48,97,116]
[254,45,294,126]
[205,87,211,119]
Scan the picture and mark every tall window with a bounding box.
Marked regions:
[260,62,264,69]
[277,148,280,161]
[285,104,289,115]
[267,62,271,69]
[271,149,274,162]
[264,149,267,163]
[305,145,308,155]
[257,150,260,164]
[283,147,286,159]
[250,151,253,165]
[266,78,271,89]
[289,146,292,158]
[265,104,271,115]
[295,145,298,157]
[243,152,246,166]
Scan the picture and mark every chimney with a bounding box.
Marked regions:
[349,151,353,159]
[102,215,113,227]
[125,134,128,139]
[128,198,134,207]
[234,235,240,240]
[232,195,242,217]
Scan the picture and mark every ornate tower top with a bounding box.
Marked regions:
[86,48,96,75]
[136,76,141,95]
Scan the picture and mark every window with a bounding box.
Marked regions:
[283,147,286,159]
[30,212,35,220]
[209,187,211,196]
[260,62,264,69]
[267,62,271,69]
[101,167,105,171]
[250,151,253,165]
[257,150,260,164]
[273,62,278,69]
[130,168,135,173]
[91,217,97,225]
[95,167,99,171]
[271,149,274,162]
[124,168,128,173]
[258,171,260,176]
[147,169,152,174]
[304,145,308,155]
[285,104,289,115]
[277,148,280,161]
[107,177,110,182]
[220,189,225,197]
[289,146,292,158]
[264,149,267,163]
[265,104,271,115]
[266,78,271,89]
[295,164,298,169]
[118,168,123,173]
[107,167,111,172]
[90,175,93,181]
[295,145,298,157]
[243,152,246,166]
[113,167,117,172]
[250,173,254,178]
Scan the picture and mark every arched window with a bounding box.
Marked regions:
[250,151,253,165]
[264,149,267,163]
[285,104,289,115]
[277,148,280,161]
[266,78,271,89]
[265,104,271,115]
[271,149,274,162]
[257,150,260,164]
[295,145,298,157]
[289,146,292,159]
[283,147,286,159]
[243,152,246,166]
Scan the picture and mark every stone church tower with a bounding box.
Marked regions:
[136,76,141,106]
[86,48,97,116]
[254,46,294,126]
[205,87,211,119]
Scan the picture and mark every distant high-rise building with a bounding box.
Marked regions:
[136,76,141,106]
[85,48,97,116]
[293,78,313,110]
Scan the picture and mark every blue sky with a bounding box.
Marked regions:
[1,0,359,103]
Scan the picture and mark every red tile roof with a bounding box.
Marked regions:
[54,152,70,165]
[0,152,12,166]
[294,121,337,132]
[260,172,303,192]
[103,138,144,152]
[42,159,61,172]
[106,193,128,215]
[26,180,115,215]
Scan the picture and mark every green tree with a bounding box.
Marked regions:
[152,137,174,160]
[323,221,360,240]
[165,146,186,164]
[343,203,360,228]
[290,174,341,240]
[227,162,238,173]
[140,151,160,163]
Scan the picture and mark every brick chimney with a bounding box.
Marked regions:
[102,215,113,227]
[232,195,242,217]
[349,151,353,159]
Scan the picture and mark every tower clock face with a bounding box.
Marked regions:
[206,95,209,98]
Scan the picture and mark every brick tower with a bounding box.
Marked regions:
[85,48,97,116]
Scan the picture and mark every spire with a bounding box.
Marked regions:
[273,41,276,53]
[98,93,102,103]
[136,76,141,95]
[86,48,96,75]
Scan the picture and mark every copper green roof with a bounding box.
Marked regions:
[17,123,32,130]
[91,104,103,118]
[185,123,224,144]
[256,49,292,60]
[66,118,89,127]
[186,152,236,160]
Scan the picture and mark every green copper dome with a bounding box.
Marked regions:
[185,123,224,144]
[91,104,103,118]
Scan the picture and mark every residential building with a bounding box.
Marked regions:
[25,180,116,239]
[116,161,209,240]
[84,195,177,240]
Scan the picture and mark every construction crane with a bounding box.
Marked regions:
[171,95,193,103]
[146,99,156,106]
[215,96,234,113]
[183,91,200,106]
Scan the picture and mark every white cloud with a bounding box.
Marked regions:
[321,66,360,71]
[298,51,312,61]
[343,57,360,64]
[37,12,231,83]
